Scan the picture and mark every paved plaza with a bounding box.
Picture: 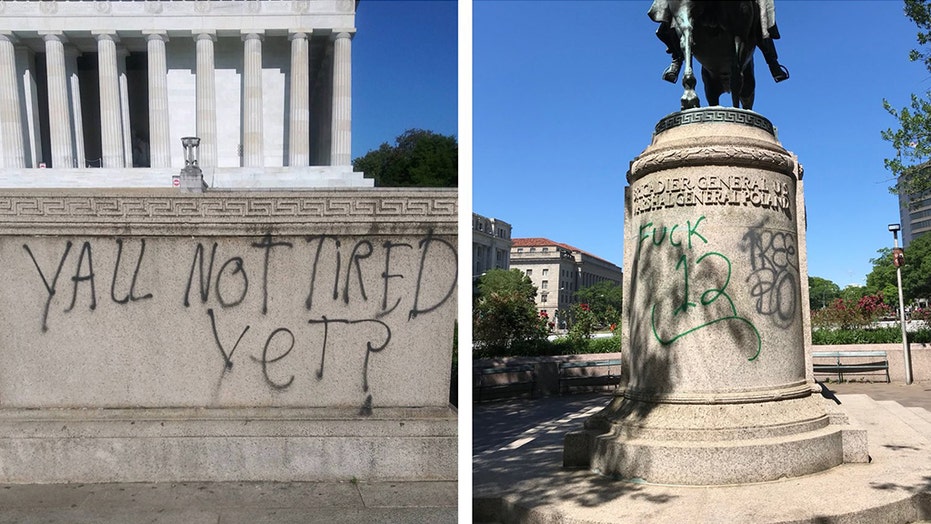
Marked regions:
[474,382,931,523]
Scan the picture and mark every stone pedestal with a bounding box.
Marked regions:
[564,108,867,485]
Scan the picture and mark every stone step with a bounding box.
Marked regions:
[908,406,931,425]
[875,400,931,440]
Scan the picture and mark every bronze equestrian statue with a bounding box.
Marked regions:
[649,0,789,111]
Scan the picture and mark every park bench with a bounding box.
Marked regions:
[475,364,536,403]
[811,351,890,383]
[558,359,622,394]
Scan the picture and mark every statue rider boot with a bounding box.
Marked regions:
[656,21,683,83]
[757,38,789,83]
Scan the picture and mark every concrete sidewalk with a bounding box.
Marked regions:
[474,383,931,523]
[826,380,931,410]
[0,480,457,523]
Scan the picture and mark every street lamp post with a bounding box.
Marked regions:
[889,223,913,384]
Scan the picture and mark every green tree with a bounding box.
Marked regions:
[863,235,931,304]
[575,280,623,328]
[865,247,897,302]
[477,268,536,301]
[473,269,545,353]
[901,231,931,300]
[352,129,457,188]
[839,285,869,302]
[883,0,931,195]
[808,276,840,310]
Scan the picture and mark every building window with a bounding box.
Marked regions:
[517,248,523,253]
[526,269,532,276]
[542,268,548,276]
[542,247,548,252]
[542,280,548,289]
[541,294,548,304]
[530,247,536,252]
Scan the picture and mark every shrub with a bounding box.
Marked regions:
[587,336,622,353]
[811,326,931,345]
[811,294,892,330]
[811,327,900,345]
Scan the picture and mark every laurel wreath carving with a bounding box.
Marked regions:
[630,145,795,181]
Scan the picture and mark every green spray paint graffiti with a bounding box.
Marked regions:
[639,216,762,361]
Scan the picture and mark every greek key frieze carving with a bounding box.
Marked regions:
[654,109,775,136]
[0,195,457,222]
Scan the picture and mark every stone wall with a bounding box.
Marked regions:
[0,188,457,482]
[813,344,931,384]
[474,344,931,401]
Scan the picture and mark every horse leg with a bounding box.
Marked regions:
[674,2,700,110]
[701,67,721,106]
[656,21,683,83]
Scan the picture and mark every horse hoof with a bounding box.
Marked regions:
[771,64,789,83]
[662,62,681,83]
[680,95,700,111]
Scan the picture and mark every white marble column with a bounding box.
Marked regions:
[95,31,124,168]
[118,48,132,167]
[145,31,170,168]
[195,31,217,167]
[311,47,333,165]
[15,45,41,167]
[242,31,264,167]
[0,32,25,168]
[64,45,85,169]
[42,32,74,169]
[330,31,352,166]
[288,31,310,167]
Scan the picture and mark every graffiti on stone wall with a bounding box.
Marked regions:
[637,216,763,361]
[740,228,799,328]
[20,231,457,411]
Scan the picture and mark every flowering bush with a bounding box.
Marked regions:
[811,294,892,330]
[566,303,596,346]
[910,307,931,322]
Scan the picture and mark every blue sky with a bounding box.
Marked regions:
[353,0,458,160]
[473,0,931,289]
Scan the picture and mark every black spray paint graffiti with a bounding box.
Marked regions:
[207,312,391,393]
[740,229,799,328]
[301,232,456,320]
[22,232,456,410]
[24,239,154,332]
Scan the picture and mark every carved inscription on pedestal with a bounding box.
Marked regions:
[631,174,791,217]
